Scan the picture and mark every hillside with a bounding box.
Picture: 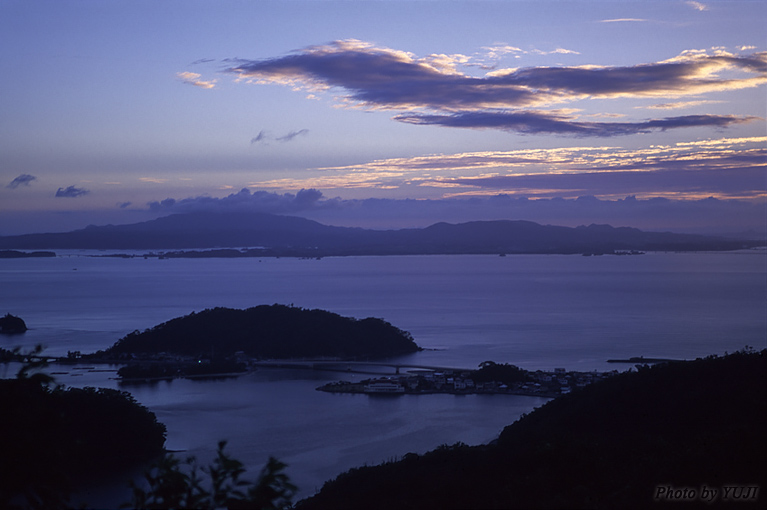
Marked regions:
[95,304,420,360]
[297,349,766,509]
[0,211,759,253]
[0,377,166,509]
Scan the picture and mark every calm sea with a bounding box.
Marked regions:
[1,251,765,505]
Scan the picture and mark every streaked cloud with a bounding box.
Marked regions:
[251,130,268,144]
[641,100,724,110]
[176,71,217,89]
[393,111,753,137]
[528,48,580,56]
[251,129,309,144]
[55,185,90,198]
[599,18,649,23]
[481,45,525,59]
[686,1,708,12]
[139,177,170,184]
[444,166,765,200]
[225,41,766,137]
[276,129,309,142]
[253,136,765,200]
[7,174,37,189]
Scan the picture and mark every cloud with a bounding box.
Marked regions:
[686,1,708,11]
[599,18,649,23]
[118,202,132,209]
[139,177,170,184]
[478,44,579,64]
[549,48,580,55]
[642,100,724,110]
[7,174,36,189]
[251,129,309,144]
[393,111,755,137]
[55,185,90,198]
[276,135,765,200]
[482,45,525,59]
[225,41,766,136]
[276,129,309,142]
[251,130,268,144]
[147,187,328,214]
[530,48,581,55]
[443,166,766,199]
[176,71,216,89]
[293,187,323,205]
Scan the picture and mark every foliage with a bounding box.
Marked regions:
[0,347,167,509]
[0,345,20,362]
[471,361,531,385]
[98,304,420,360]
[126,441,296,510]
[12,344,56,387]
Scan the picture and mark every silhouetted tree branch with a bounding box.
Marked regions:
[126,441,296,510]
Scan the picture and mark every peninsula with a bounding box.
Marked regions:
[298,349,767,509]
[317,361,619,398]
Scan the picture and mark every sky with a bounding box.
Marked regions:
[1,0,765,236]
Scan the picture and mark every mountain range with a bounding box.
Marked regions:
[0,211,762,255]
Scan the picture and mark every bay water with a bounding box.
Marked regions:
[1,251,765,505]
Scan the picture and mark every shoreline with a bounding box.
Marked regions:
[317,384,560,398]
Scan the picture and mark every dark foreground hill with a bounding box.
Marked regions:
[95,304,420,360]
[297,350,766,510]
[0,376,166,509]
[0,211,760,253]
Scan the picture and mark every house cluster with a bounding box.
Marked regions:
[522,368,618,396]
[319,367,620,397]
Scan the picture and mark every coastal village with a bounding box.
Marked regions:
[317,365,622,398]
[63,346,633,396]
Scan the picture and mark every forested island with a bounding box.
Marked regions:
[297,349,766,509]
[0,313,27,334]
[90,305,421,370]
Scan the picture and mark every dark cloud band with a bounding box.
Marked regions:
[7,174,37,189]
[55,185,90,198]
[445,166,767,198]
[226,41,766,136]
[394,111,757,137]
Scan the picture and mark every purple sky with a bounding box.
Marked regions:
[1,1,765,235]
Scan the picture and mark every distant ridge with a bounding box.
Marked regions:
[0,211,761,254]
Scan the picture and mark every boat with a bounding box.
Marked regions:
[363,380,405,394]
